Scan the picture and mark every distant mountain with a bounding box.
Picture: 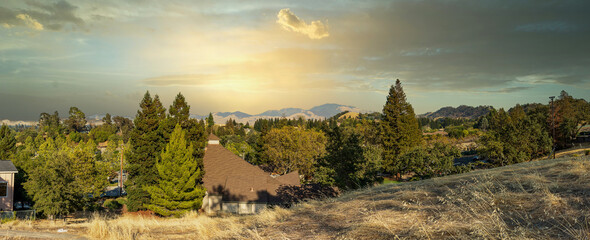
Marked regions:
[193,103,365,124]
[418,105,493,119]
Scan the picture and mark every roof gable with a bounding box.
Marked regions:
[0,160,18,173]
[202,144,299,202]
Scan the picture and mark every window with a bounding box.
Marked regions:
[0,182,7,197]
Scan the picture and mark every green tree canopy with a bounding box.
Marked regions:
[262,126,326,179]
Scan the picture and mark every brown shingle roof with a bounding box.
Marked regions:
[208,134,221,141]
[203,143,299,203]
[0,160,18,173]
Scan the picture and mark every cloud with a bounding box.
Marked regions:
[0,1,83,31]
[276,8,329,39]
[16,14,43,30]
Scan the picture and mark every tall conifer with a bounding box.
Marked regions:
[126,91,166,211]
[145,125,206,217]
[381,79,422,177]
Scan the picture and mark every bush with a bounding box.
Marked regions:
[276,184,339,207]
[103,199,122,210]
[585,150,590,156]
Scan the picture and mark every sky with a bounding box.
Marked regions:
[0,0,589,120]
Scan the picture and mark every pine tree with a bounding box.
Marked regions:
[145,125,206,217]
[0,125,16,159]
[206,113,214,133]
[162,93,207,160]
[381,79,422,177]
[126,91,166,211]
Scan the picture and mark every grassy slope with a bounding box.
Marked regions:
[4,155,590,239]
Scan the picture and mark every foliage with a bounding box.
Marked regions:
[145,125,206,217]
[398,143,460,179]
[478,105,551,166]
[89,124,117,143]
[206,113,214,133]
[381,79,422,176]
[0,125,17,159]
[553,91,590,149]
[223,135,255,160]
[103,199,123,210]
[112,115,134,142]
[262,126,327,178]
[319,123,382,189]
[39,111,63,139]
[23,138,108,218]
[160,93,208,160]
[126,91,166,211]
[64,107,87,133]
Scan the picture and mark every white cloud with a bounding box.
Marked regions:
[276,8,329,39]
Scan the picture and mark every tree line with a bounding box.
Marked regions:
[0,81,588,218]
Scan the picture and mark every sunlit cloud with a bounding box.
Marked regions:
[276,8,329,39]
[16,14,44,30]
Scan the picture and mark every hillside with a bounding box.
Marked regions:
[419,105,493,119]
[8,155,588,239]
[192,103,365,124]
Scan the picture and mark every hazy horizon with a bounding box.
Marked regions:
[1,1,589,120]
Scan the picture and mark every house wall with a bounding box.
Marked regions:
[201,194,222,214]
[220,202,267,214]
[0,173,14,211]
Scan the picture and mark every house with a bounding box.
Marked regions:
[0,160,17,211]
[201,134,300,214]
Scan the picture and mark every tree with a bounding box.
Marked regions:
[206,113,214,133]
[145,125,206,217]
[553,91,590,149]
[102,113,113,125]
[381,79,422,177]
[0,125,16,159]
[262,126,326,179]
[64,107,87,133]
[24,138,80,219]
[398,143,460,179]
[320,124,382,189]
[113,116,134,142]
[68,140,109,203]
[479,106,551,166]
[39,111,63,138]
[161,93,208,160]
[126,91,166,211]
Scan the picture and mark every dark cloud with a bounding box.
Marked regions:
[331,0,590,91]
[0,0,84,31]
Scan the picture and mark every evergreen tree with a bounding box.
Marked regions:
[321,124,382,189]
[145,125,206,217]
[162,93,207,160]
[126,91,166,211]
[380,79,422,177]
[0,125,16,159]
[206,113,215,133]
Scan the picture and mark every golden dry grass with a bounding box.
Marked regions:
[5,155,590,239]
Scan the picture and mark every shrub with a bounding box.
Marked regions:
[103,199,122,210]
[585,150,590,156]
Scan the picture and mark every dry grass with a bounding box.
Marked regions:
[5,155,590,239]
